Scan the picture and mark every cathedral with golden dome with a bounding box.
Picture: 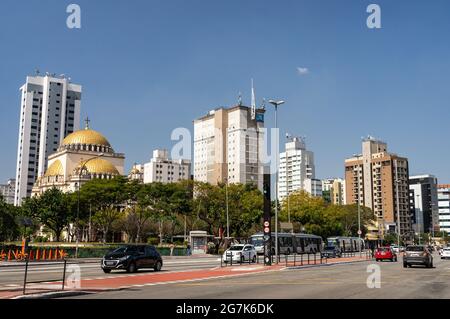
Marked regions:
[32,119,125,196]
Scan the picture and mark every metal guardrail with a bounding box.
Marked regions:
[219,250,373,268]
[22,259,68,295]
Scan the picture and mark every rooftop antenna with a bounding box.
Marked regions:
[251,79,256,120]
[35,68,40,75]
[238,91,243,106]
[260,98,266,110]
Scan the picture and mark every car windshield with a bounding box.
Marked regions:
[229,246,244,251]
[250,237,264,246]
[112,246,137,253]
[406,246,425,252]
[377,248,389,252]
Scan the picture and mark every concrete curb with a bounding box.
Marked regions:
[13,290,96,299]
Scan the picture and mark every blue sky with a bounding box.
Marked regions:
[1,0,450,183]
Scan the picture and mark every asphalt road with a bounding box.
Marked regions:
[67,253,450,299]
[0,256,221,288]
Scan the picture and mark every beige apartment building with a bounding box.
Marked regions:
[193,104,265,190]
[345,137,413,240]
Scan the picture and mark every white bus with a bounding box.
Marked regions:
[249,232,323,255]
[327,236,365,253]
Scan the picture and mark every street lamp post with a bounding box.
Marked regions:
[225,177,229,239]
[394,159,401,249]
[75,153,104,259]
[355,167,362,251]
[269,99,285,264]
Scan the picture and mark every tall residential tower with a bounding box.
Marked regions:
[345,137,412,239]
[278,137,317,199]
[193,104,265,190]
[15,74,81,205]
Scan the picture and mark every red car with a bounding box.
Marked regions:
[375,247,397,262]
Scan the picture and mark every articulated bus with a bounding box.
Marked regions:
[249,232,323,255]
[326,236,365,253]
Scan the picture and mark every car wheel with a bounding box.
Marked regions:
[154,261,162,272]
[127,262,137,273]
[102,269,111,274]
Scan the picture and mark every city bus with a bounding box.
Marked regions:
[326,236,365,253]
[249,232,323,255]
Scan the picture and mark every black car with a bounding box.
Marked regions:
[101,245,163,273]
[321,246,342,258]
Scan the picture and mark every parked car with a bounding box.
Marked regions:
[390,245,399,254]
[223,244,257,263]
[403,245,433,268]
[101,245,163,273]
[441,247,450,259]
[321,246,342,258]
[375,247,397,262]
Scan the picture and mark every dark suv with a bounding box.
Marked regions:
[403,245,433,268]
[101,245,163,273]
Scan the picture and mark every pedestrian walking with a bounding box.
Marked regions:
[186,244,191,256]
[169,242,175,256]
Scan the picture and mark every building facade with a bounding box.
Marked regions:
[409,175,439,236]
[438,184,450,234]
[345,137,412,239]
[278,137,316,199]
[0,179,16,205]
[31,122,124,196]
[15,74,81,205]
[304,178,323,198]
[193,105,265,190]
[141,149,191,184]
[322,178,346,205]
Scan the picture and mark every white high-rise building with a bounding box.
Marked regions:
[193,104,265,190]
[278,137,316,199]
[0,179,16,205]
[438,185,450,234]
[143,149,191,184]
[15,74,81,205]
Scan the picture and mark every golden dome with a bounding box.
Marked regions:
[45,160,64,176]
[62,128,111,147]
[76,158,119,175]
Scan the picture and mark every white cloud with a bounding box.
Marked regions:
[297,67,309,75]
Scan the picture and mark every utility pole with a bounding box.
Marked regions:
[269,100,285,264]
[394,159,401,249]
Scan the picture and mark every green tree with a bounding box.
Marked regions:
[22,188,73,242]
[0,196,20,241]
[91,206,124,242]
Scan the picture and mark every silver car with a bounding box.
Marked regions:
[223,244,257,263]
